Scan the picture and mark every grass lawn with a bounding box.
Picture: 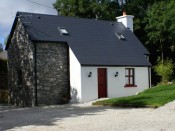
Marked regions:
[93,84,175,108]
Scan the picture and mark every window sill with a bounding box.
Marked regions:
[124,85,137,88]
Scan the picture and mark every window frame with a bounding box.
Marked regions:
[124,68,137,87]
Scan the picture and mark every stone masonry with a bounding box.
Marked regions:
[8,19,34,106]
[8,19,70,106]
[36,42,69,105]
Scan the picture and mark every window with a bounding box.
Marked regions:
[17,70,22,85]
[58,27,69,35]
[125,68,137,87]
[116,33,126,40]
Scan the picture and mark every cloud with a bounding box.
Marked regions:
[0,0,57,47]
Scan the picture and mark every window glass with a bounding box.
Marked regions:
[130,77,133,85]
[125,77,129,85]
[130,69,133,75]
[125,69,129,76]
[125,68,135,87]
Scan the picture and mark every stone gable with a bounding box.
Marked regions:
[8,19,70,106]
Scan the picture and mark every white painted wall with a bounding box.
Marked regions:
[69,48,81,102]
[69,50,150,102]
[116,15,134,32]
[108,67,149,98]
[81,67,98,102]
[80,66,150,102]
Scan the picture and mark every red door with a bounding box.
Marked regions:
[98,68,107,98]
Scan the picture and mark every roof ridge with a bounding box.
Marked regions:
[17,11,117,24]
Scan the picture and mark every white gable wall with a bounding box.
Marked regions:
[80,66,150,102]
[69,48,82,102]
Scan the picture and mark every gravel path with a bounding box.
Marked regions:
[0,100,175,131]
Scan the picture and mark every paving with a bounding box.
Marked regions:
[0,100,175,131]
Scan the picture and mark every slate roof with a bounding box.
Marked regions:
[6,12,151,66]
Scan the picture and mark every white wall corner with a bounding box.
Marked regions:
[69,48,82,103]
[116,15,134,32]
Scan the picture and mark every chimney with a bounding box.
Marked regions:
[116,11,134,32]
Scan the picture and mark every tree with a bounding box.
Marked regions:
[144,1,175,63]
[53,0,121,20]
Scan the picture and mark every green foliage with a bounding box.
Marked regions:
[144,1,175,60]
[53,0,121,20]
[154,58,174,83]
[93,84,175,108]
[124,0,163,42]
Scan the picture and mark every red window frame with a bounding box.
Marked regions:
[125,68,137,87]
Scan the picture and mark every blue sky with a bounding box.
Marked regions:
[0,0,57,49]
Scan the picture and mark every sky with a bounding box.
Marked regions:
[0,0,57,49]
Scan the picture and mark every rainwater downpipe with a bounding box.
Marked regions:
[34,43,38,106]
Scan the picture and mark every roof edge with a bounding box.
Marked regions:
[81,64,152,67]
[5,12,20,50]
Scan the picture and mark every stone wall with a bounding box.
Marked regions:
[8,19,34,106]
[36,42,70,105]
[8,19,70,106]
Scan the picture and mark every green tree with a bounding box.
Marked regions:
[154,58,174,83]
[144,1,175,63]
[53,0,121,20]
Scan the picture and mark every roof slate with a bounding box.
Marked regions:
[7,12,151,66]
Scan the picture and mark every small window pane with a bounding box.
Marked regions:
[125,69,129,76]
[125,77,129,85]
[130,77,133,85]
[130,69,133,75]
[61,28,68,34]
[58,27,69,35]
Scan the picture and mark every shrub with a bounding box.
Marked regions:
[154,58,174,83]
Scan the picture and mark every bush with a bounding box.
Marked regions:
[154,58,174,83]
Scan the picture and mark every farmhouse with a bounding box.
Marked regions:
[6,12,151,106]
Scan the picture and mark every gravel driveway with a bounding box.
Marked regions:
[1,100,175,131]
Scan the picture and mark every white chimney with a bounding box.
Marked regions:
[116,11,134,32]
